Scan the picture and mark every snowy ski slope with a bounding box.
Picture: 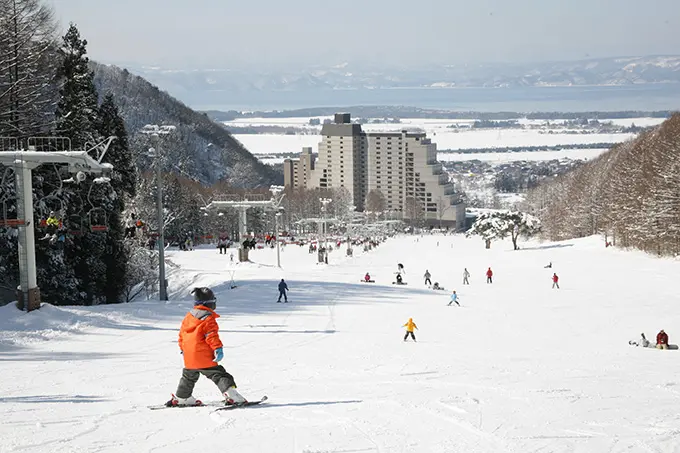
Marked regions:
[1,234,680,452]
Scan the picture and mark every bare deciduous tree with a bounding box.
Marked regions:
[0,0,57,138]
[527,114,680,256]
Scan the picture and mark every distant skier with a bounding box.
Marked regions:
[277,279,289,303]
[403,318,418,342]
[218,237,228,254]
[629,333,651,348]
[656,330,669,350]
[552,273,559,289]
[448,290,460,306]
[486,267,493,284]
[364,272,372,283]
[463,268,470,285]
[166,287,247,407]
[544,262,552,269]
[424,270,432,286]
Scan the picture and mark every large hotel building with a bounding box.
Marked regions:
[283,113,465,229]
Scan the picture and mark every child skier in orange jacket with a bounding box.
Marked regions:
[166,287,247,407]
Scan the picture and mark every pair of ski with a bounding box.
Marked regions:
[149,396,268,411]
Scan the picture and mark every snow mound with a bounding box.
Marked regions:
[0,303,90,346]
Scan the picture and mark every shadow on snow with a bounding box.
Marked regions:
[256,399,362,409]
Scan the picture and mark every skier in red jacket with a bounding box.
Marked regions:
[552,273,559,289]
[656,330,669,350]
[486,267,493,284]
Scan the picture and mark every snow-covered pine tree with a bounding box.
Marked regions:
[52,23,111,305]
[505,211,541,250]
[466,211,541,250]
[465,211,506,248]
[97,93,136,303]
[54,24,99,149]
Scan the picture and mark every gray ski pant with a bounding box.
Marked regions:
[175,365,236,398]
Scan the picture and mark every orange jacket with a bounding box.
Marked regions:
[403,318,418,332]
[178,305,223,369]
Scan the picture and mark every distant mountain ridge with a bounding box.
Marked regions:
[125,55,680,108]
[91,63,281,187]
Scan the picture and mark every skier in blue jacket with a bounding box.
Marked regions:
[448,290,460,306]
[277,279,289,303]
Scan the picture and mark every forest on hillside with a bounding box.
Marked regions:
[0,0,279,306]
[526,114,680,256]
[92,63,281,188]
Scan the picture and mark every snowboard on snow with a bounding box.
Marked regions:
[629,342,678,350]
[360,280,375,283]
[392,282,408,285]
[148,396,268,410]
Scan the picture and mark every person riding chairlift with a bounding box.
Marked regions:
[45,211,60,230]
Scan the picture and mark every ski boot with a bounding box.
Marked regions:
[165,394,203,407]
[224,386,247,406]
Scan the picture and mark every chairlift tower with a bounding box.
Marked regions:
[141,124,176,301]
[203,188,285,262]
[319,198,332,263]
[0,137,114,311]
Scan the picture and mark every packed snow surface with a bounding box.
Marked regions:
[2,235,680,452]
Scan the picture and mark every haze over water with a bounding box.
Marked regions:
[194,84,680,113]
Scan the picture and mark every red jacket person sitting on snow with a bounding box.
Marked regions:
[656,330,669,350]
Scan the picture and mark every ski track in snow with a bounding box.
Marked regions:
[2,235,680,452]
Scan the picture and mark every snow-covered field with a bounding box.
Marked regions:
[2,235,680,452]
[227,117,646,158]
[233,131,633,156]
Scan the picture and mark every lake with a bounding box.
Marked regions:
[192,83,680,113]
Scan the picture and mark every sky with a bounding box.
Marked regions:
[49,0,680,70]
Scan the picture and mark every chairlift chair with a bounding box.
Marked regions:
[67,214,85,236]
[38,196,65,227]
[0,199,24,228]
[88,208,108,233]
[85,181,113,233]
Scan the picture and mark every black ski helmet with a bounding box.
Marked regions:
[192,287,216,309]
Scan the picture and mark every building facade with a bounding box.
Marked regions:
[283,147,316,189]
[284,113,465,229]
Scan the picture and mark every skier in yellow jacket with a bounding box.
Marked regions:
[403,318,418,342]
